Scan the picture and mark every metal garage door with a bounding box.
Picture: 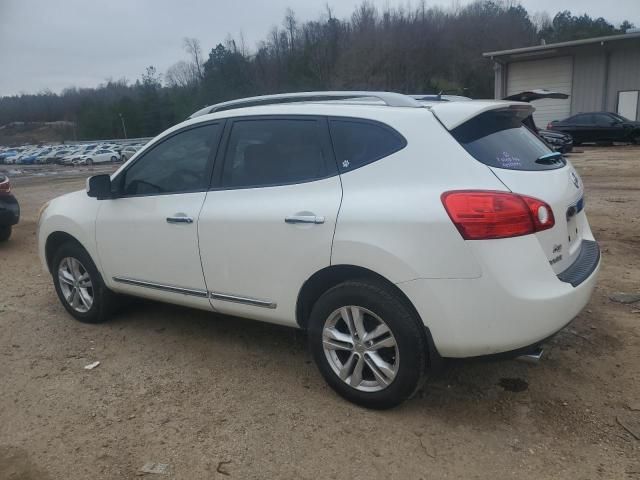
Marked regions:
[507,57,573,128]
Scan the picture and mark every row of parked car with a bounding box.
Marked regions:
[0,142,144,166]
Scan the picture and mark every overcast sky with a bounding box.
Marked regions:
[1,0,638,96]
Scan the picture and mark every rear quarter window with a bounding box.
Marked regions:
[452,110,564,171]
[329,119,406,172]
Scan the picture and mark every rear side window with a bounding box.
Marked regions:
[569,114,592,125]
[452,111,564,171]
[221,118,332,188]
[329,119,406,172]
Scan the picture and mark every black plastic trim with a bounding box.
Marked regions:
[557,239,600,287]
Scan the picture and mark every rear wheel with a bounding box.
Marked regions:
[0,225,11,242]
[52,242,116,323]
[111,156,118,163]
[308,280,427,409]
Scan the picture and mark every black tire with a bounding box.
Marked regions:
[308,280,427,409]
[0,225,11,242]
[86,159,93,166]
[51,241,116,323]
[111,156,117,163]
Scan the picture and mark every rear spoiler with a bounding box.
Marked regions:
[428,101,534,130]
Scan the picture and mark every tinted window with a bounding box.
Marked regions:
[121,123,221,195]
[569,114,593,125]
[329,119,406,172]
[221,119,330,188]
[452,110,564,171]
[611,113,630,122]
[592,114,614,125]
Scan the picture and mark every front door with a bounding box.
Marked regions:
[198,116,342,326]
[96,122,223,310]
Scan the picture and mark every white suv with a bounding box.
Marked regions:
[37,92,600,408]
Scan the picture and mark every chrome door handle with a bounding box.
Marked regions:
[166,216,193,224]
[285,215,325,224]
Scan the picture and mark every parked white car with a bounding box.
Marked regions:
[119,145,141,161]
[73,148,120,165]
[37,92,600,408]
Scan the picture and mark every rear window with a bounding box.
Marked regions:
[452,111,564,171]
[329,119,406,172]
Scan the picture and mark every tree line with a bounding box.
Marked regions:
[0,1,634,141]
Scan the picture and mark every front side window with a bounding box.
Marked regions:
[452,110,563,171]
[221,118,330,188]
[592,114,615,125]
[329,119,406,172]
[121,123,221,196]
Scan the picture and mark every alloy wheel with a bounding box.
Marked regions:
[322,305,399,392]
[58,257,94,313]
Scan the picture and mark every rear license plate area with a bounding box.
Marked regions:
[566,196,584,249]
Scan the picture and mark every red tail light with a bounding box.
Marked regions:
[441,190,555,240]
[0,177,10,195]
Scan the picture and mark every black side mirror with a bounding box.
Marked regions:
[86,174,113,200]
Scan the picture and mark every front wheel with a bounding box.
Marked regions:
[52,242,116,323]
[308,280,427,409]
[111,156,118,163]
[86,159,93,166]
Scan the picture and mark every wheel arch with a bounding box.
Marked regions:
[45,231,88,273]
[297,264,442,368]
[296,264,418,328]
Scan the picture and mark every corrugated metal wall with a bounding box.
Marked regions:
[496,39,640,120]
[571,51,607,113]
[606,44,640,115]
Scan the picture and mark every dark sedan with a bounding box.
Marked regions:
[548,112,640,145]
[0,175,20,241]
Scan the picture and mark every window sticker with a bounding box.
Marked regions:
[495,151,522,168]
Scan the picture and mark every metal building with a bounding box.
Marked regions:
[484,31,640,127]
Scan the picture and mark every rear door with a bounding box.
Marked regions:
[562,114,592,143]
[198,116,342,326]
[446,107,586,273]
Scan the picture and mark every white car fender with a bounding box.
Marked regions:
[38,190,101,274]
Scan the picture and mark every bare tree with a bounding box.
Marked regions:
[183,37,204,81]
[165,60,197,88]
[284,8,297,51]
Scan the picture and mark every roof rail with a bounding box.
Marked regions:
[188,91,422,119]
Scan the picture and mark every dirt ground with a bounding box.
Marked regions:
[1,147,639,479]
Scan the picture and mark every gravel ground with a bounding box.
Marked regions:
[1,147,639,479]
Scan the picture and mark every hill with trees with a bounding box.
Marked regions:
[0,1,634,142]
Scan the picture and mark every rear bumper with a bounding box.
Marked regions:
[398,235,600,358]
[0,195,20,226]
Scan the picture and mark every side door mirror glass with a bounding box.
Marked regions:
[86,174,113,200]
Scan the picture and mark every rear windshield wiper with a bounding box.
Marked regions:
[535,152,564,165]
